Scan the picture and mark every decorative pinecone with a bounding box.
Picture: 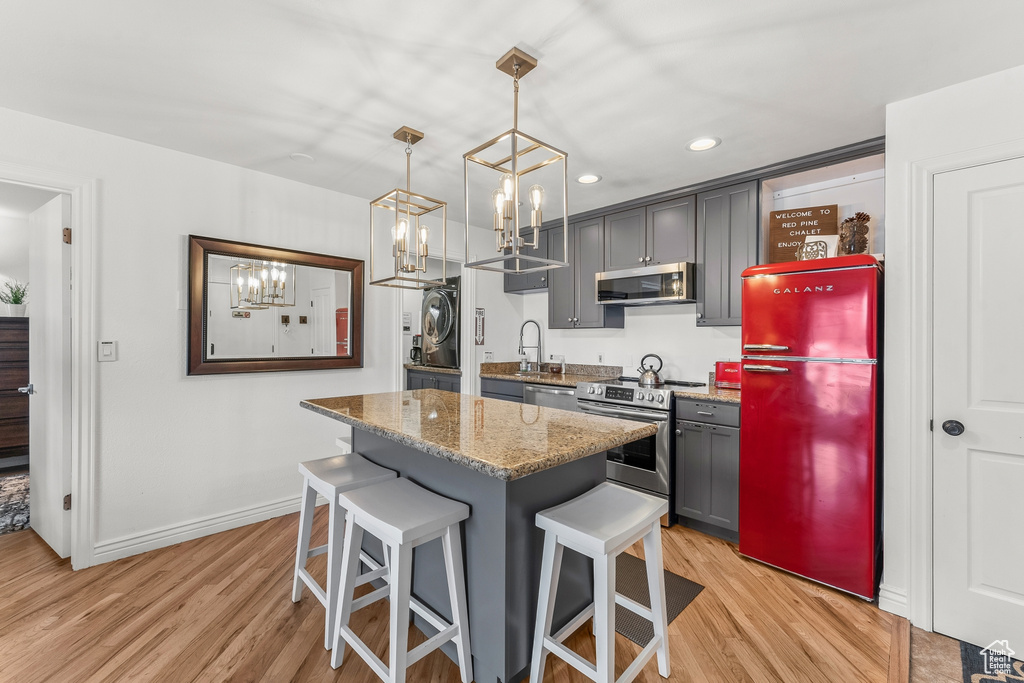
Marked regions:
[839,212,871,255]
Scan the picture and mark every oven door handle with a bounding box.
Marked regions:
[577,402,669,422]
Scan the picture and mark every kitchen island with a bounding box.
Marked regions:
[301,389,656,683]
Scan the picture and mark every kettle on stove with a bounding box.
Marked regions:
[637,353,664,386]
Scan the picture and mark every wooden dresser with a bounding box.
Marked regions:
[0,317,29,468]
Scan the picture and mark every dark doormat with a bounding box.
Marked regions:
[960,639,1024,681]
[0,474,30,535]
[615,552,704,646]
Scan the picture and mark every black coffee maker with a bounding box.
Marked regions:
[409,334,422,364]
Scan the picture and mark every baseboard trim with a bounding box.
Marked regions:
[879,583,910,618]
[92,494,303,565]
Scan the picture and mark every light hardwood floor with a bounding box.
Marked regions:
[0,510,905,682]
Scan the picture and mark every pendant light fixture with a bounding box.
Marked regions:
[369,126,447,289]
[229,259,296,309]
[463,47,568,274]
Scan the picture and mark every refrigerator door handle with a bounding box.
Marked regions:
[743,344,791,352]
[744,364,790,373]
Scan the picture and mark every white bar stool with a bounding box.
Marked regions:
[292,453,396,650]
[530,482,670,683]
[330,478,472,683]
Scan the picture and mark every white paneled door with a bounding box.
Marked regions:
[933,157,1024,649]
[27,194,72,558]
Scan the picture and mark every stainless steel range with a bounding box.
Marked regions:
[576,377,705,515]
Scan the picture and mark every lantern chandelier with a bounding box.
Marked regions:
[229,259,295,310]
[369,126,447,289]
[464,47,569,274]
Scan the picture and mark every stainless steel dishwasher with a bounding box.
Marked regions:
[523,384,578,412]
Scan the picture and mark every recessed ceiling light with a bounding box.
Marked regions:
[687,137,721,152]
[289,152,315,163]
[576,174,602,184]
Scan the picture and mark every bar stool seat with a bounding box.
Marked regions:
[292,453,396,650]
[531,482,671,683]
[331,478,473,683]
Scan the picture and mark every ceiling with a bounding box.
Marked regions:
[2,0,1023,221]
[0,182,60,219]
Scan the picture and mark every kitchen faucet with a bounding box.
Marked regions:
[518,320,542,372]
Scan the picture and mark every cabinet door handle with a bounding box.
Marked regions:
[541,277,546,282]
[697,410,713,416]
[568,317,573,322]
[675,429,681,436]
[638,257,644,263]
[645,256,652,262]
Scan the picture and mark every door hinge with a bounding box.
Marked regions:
[929,419,934,432]
[62,227,72,244]
[63,494,72,511]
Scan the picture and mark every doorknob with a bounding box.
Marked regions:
[942,420,965,436]
[18,384,34,395]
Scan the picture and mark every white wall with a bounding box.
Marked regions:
[520,294,740,382]
[882,62,1024,623]
[0,214,29,285]
[0,105,400,564]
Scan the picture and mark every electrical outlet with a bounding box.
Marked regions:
[483,351,494,363]
[597,352,605,364]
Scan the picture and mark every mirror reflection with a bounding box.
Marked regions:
[206,255,353,359]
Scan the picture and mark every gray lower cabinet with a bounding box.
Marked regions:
[549,218,624,330]
[696,180,758,326]
[503,227,551,293]
[674,400,740,540]
[406,369,461,393]
[480,378,524,403]
[604,196,696,271]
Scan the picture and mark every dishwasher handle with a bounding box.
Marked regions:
[524,385,576,397]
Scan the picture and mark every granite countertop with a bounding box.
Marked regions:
[404,363,462,376]
[673,386,742,404]
[480,361,621,388]
[300,390,656,481]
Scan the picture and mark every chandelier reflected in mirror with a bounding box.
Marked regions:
[229,259,296,309]
[464,47,568,274]
[369,126,447,289]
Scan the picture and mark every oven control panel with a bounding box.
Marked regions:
[604,386,634,402]
[578,382,672,408]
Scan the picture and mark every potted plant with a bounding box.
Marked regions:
[0,280,28,317]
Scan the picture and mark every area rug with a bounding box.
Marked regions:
[960,639,1024,682]
[0,474,30,535]
[614,552,704,646]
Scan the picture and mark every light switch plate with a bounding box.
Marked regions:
[97,341,118,362]
[483,351,494,363]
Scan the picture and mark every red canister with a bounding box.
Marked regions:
[715,361,742,389]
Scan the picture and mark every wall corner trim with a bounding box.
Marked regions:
[879,584,910,619]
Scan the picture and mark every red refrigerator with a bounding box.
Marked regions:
[739,255,882,599]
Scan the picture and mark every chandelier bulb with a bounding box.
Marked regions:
[492,188,505,214]
[500,173,514,198]
[529,184,544,211]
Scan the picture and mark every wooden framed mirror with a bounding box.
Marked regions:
[188,235,364,375]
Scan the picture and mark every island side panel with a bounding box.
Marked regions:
[353,428,509,683]
[504,452,606,683]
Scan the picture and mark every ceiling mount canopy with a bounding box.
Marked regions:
[369,126,447,289]
[463,47,569,275]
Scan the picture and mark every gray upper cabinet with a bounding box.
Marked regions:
[647,195,696,265]
[548,219,624,330]
[604,207,647,271]
[504,227,551,293]
[696,181,758,326]
[604,197,695,271]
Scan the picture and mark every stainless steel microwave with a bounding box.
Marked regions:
[596,262,695,306]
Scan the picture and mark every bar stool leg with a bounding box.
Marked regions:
[389,542,414,683]
[594,553,617,683]
[442,525,473,683]
[643,521,671,677]
[330,519,364,670]
[292,481,316,603]
[324,498,345,650]
[529,532,564,683]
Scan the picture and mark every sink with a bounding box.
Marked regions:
[513,372,544,378]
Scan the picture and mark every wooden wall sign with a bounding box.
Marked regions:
[768,204,838,263]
